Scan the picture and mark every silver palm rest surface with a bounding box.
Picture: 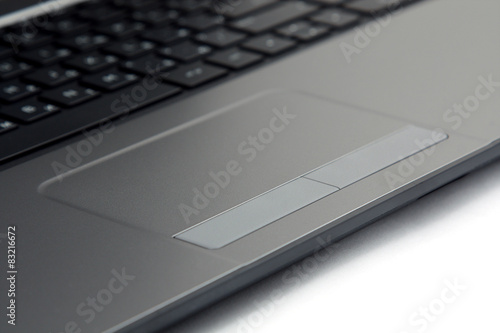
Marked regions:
[23,85,486,333]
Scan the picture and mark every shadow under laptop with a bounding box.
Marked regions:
[167,157,500,333]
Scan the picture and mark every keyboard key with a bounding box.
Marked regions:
[44,17,90,36]
[8,25,53,44]
[24,66,81,87]
[276,21,329,41]
[178,13,224,31]
[195,28,246,48]
[230,1,318,34]
[82,70,139,91]
[132,8,180,26]
[79,5,127,23]
[0,98,60,123]
[0,45,13,59]
[114,0,159,10]
[19,46,72,65]
[104,39,155,58]
[165,0,211,11]
[41,84,100,107]
[158,41,212,62]
[121,55,176,75]
[162,62,227,88]
[344,0,410,14]
[0,119,17,134]
[214,0,277,19]
[64,53,119,73]
[277,21,313,36]
[141,27,190,44]
[95,20,146,39]
[207,48,262,69]
[0,59,32,80]
[310,9,360,28]
[0,80,40,103]
[59,33,110,51]
[242,34,296,55]
[3,29,52,49]
[288,25,329,41]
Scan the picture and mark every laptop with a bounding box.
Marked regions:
[1,0,499,332]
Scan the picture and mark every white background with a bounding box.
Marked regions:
[169,157,500,333]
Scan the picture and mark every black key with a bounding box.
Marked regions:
[132,8,180,26]
[162,62,227,88]
[3,29,53,50]
[44,17,90,36]
[8,24,53,43]
[0,59,32,80]
[114,0,159,10]
[213,0,277,19]
[195,28,246,48]
[310,9,360,28]
[344,0,410,14]
[166,0,211,11]
[178,13,224,31]
[121,55,176,75]
[276,21,329,41]
[82,70,139,91]
[79,5,127,23]
[41,84,100,107]
[0,98,60,123]
[0,119,17,134]
[242,34,296,55]
[141,27,190,44]
[287,25,329,41]
[207,48,262,69]
[0,80,40,103]
[0,45,13,59]
[59,33,110,51]
[95,20,146,39]
[24,66,81,88]
[19,46,72,65]
[104,39,155,58]
[64,53,119,73]
[230,1,318,34]
[158,41,212,62]
[277,21,312,36]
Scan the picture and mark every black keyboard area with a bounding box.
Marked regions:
[0,0,421,163]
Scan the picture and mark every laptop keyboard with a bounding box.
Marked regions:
[0,0,422,163]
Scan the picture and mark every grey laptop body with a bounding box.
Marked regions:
[1,0,500,332]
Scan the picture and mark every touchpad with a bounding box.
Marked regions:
[39,90,442,238]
